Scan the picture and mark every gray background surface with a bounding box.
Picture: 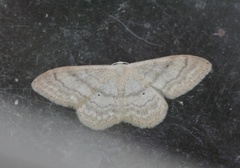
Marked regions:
[0,0,240,167]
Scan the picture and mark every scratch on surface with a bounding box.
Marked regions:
[173,123,204,147]
[109,15,163,47]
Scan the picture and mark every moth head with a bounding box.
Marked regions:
[111,62,129,66]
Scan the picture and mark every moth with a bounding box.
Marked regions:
[32,55,212,130]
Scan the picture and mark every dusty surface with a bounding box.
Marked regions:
[0,0,240,167]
